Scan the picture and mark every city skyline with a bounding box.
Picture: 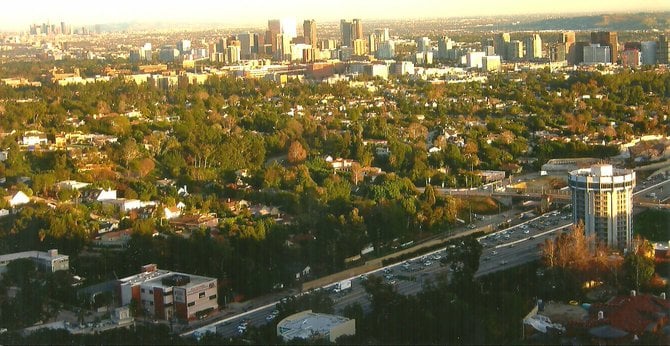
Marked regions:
[1,0,669,31]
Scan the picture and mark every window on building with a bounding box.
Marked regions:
[188,301,195,307]
[209,294,217,300]
[141,288,145,293]
[199,292,206,299]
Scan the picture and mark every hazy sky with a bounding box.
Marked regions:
[1,0,668,31]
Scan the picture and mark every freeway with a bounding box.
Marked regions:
[187,177,670,340]
[185,209,573,340]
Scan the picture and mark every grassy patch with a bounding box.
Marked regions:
[459,196,502,215]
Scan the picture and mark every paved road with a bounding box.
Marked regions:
[186,209,572,340]
[186,177,670,340]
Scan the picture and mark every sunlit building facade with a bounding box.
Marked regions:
[568,164,635,249]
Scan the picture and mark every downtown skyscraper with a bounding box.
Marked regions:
[340,19,363,47]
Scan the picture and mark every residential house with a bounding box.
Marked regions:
[163,205,183,220]
[155,178,176,188]
[102,198,143,212]
[94,228,133,248]
[56,180,91,191]
[250,205,281,218]
[224,199,250,214]
[326,157,357,172]
[4,190,30,207]
[578,293,670,342]
[177,185,189,197]
[169,213,219,230]
[375,147,391,156]
[83,188,117,202]
[428,146,442,154]
[21,130,48,146]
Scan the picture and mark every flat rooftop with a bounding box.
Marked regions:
[118,269,214,289]
[0,250,68,263]
[540,301,589,325]
[278,310,351,341]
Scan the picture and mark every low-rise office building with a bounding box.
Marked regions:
[116,264,218,321]
[0,249,69,274]
[277,310,355,342]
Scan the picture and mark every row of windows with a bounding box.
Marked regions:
[569,180,634,189]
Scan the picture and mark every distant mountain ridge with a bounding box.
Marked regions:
[513,12,670,31]
[83,12,670,34]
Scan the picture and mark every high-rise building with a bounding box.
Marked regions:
[583,44,611,64]
[591,31,618,64]
[267,19,296,54]
[568,164,635,249]
[320,39,337,50]
[340,19,363,47]
[238,32,256,59]
[216,38,227,54]
[621,49,641,68]
[374,28,390,42]
[641,41,658,65]
[494,33,510,60]
[524,34,542,60]
[368,33,377,54]
[657,34,670,64]
[352,39,367,56]
[550,43,567,62]
[274,33,292,61]
[466,51,486,68]
[267,19,281,53]
[375,28,390,42]
[176,40,191,55]
[560,31,576,64]
[353,19,363,41]
[303,20,317,46]
[340,20,353,47]
[482,55,501,72]
[508,40,524,61]
[377,40,395,59]
[393,61,414,75]
[280,18,297,39]
[438,36,453,59]
[159,46,180,63]
[573,41,590,65]
[416,37,431,53]
[227,45,241,64]
[60,21,71,35]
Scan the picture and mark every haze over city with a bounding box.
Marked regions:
[1,0,670,343]
[1,0,669,31]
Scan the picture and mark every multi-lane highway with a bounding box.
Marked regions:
[186,175,670,340]
[186,208,574,340]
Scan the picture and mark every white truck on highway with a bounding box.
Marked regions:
[332,279,352,293]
